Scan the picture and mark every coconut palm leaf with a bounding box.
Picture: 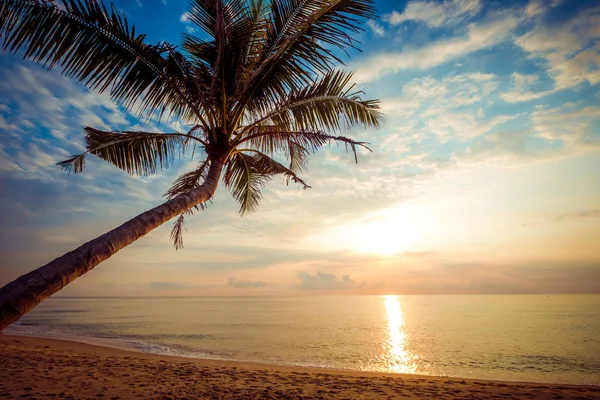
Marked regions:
[171,212,188,250]
[57,127,190,176]
[243,149,310,187]
[165,159,212,199]
[235,127,370,163]
[170,207,206,250]
[167,160,213,248]
[224,149,310,214]
[0,0,202,122]
[223,152,272,214]
[235,0,377,120]
[243,69,381,134]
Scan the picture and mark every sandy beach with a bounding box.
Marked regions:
[0,335,598,399]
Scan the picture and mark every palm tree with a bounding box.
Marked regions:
[0,0,381,331]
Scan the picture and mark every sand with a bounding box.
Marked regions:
[0,335,598,399]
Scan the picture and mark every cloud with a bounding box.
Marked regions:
[180,12,198,34]
[180,12,191,23]
[297,271,365,291]
[367,20,385,37]
[555,209,600,221]
[149,281,215,290]
[521,208,600,227]
[352,15,518,83]
[381,72,509,142]
[227,277,268,288]
[387,0,482,28]
[0,147,21,173]
[150,281,191,289]
[397,261,600,294]
[402,72,498,107]
[515,6,600,91]
[500,72,555,103]
[457,103,600,167]
[524,0,546,17]
[531,106,600,148]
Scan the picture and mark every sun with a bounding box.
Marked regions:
[302,205,427,256]
[335,206,425,256]
[352,216,414,255]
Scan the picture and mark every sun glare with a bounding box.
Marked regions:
[356,218,414,255]
[342,206,426,256]
[302,204,430,256]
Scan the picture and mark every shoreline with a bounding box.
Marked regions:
[1,334,599,399]
[6,328,596,386]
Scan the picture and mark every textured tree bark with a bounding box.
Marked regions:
[0,159,224,332]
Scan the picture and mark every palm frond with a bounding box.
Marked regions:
[57,128,188,176]
[236,0,377,114]
[170,208,205,250]
[168,162,214,248]
[288,139,309,173]
[165,159,211,199]
[0,0,201,122]
[235,128,371,163]
[56,153,86,174]
[244,149,310,187]
[244,69,382,134]
[188,0,249,39]
[170,212,187,250]
[223,152,270,214]
[224,149,310,215]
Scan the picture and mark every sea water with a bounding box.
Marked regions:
[5,295,600,385]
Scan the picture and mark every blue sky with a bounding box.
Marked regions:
[0,0,599,295]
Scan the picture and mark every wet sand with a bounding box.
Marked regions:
[1,335,598,399]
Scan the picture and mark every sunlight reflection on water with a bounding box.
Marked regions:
[383,295,418,374]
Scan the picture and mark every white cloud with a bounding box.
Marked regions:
[387,0,482,28]
[180,12,191,23]
[378,72,510,152]
[352,15,518,83]
[460,103,600,167]
[401,72,498,107]
[515,7,600,91]
[0,147,22,173]
[0,115,18,132]
[297,271,364,291]
[423,109,513,141]
[524,0,545,18]
[367,20,385,37]
[500,72,555,103]
[532,106,600,147]
[550,46,600,89]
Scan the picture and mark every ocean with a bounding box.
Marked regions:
[5,294,600,385]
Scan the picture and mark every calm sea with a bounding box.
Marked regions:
[5,295,600,385]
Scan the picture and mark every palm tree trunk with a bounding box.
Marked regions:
[0,159,224,332]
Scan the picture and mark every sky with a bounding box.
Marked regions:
[0,0,599,296]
